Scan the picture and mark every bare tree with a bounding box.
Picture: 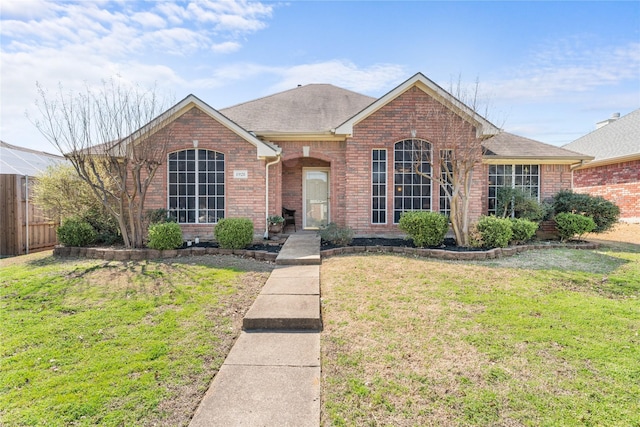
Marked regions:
[409,78,498,247]
[32,79,174,248]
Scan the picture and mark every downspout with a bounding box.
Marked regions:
[264,154,282,239]
[25,175,29,255]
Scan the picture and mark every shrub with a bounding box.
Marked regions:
[147,222,183,250]
[554,212,596,242]
[496,187,549,222]
[552,190,619,232]
[509,218,538,244]
[214,218,254,249]
[475,216,513,248]
[318,223,354,246]
[83,207,122,245]
[57,216,97,247]
[398,211,449,247]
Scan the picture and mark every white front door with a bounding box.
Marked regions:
[303,168,330,229]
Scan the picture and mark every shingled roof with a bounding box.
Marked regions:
[482,132,592,163]
[220,84,375,135]
[563,108,640,165]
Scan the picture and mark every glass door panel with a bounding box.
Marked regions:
[304,169,329,229]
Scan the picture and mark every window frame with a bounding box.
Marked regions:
[487,164,540,215]
[371,148,388,224]
[393,139,432,224]
[167,148,225,224]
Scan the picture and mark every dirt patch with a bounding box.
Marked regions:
[585,222,640,245]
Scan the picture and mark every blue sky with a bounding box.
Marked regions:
[1,0,639,153]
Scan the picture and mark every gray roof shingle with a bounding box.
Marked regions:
[563,108,640,162]
[483,132,592,160]
[220,84,376,134]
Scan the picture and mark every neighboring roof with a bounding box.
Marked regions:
[563,108,640,166]
[335,73,500,138]
[220,84,375,136]
[0,141,67,176]
[482,132,593,164]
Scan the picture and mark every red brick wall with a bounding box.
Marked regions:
[145,107,268,241]
[573,160,640,219]
[345,86,482,235]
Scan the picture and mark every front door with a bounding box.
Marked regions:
[303,168,330,229]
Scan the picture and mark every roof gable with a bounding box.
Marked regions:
[334,73,500,138]
[563,108,640,164]
[157,95,280,158]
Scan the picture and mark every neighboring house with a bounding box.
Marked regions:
[137,73,590,240]
[563,109,640,223]
[0,141,67,255]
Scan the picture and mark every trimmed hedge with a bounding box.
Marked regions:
[554,212,596,242]
[510,218,538,244]
[552,190,619,232]
[57,217,97,247]
[214,218,254,249]
[147,222,183,250]
[476,216,513,248]
[398,211,449,247]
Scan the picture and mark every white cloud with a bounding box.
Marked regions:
[131,11,166,29]
[211,41,242,54]
[488,39,640,103]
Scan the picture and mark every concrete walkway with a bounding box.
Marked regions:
[189,233,322,427]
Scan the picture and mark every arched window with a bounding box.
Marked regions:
[168,149,225,224]
[393,139,432,223]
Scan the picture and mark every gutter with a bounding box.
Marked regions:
[264,153,282,239]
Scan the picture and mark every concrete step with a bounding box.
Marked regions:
[243,294,321,330]
[276,234,321,265]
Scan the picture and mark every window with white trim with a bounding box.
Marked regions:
[372,149,387,224]
[394,139,432,223]
[168,149,225,223]
[439,150,453,217]
[488,164,539,215]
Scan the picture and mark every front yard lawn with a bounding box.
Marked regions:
[0,253,272,426]
[321,245,640,426]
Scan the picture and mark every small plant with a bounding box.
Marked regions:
[57,216,97,247]
[267,215,284,225]
[475,216,513,248]
[318,222,354,246]
[509,218,538,244]
[554,212,596,242]
[147,222,183,250]
[496,187,548,222]
[214,218,254,249]
[552,190,619,232]
[398,211,449,247]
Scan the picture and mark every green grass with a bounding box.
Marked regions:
[0,252,271,426]
[320,246,640,426]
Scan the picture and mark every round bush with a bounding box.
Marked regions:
[57,216,97,247]
[214,218,254,249]
[398,211,449,247]
[476,216,513,248]
[147,222,183,250]
[318,222,354,246]
[509,218,538,244]
[554,212,596,242]
[552,190,619,232]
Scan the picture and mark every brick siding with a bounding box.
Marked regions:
[573,160,640,219]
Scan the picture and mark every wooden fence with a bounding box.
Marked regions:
[1,174,59,256]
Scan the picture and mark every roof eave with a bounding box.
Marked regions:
[572,153,640,169]
[483,155,594,165]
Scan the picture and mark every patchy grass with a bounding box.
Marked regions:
[321,248,640,426]
[0,252,272,426]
